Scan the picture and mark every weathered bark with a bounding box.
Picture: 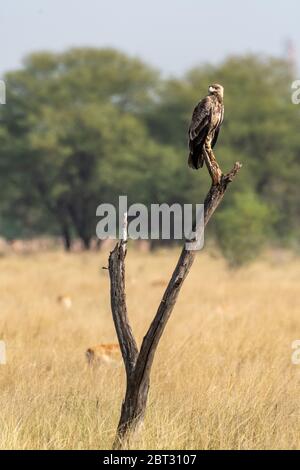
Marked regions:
[108,162,242,449]
[203,146,222,185]
[108,242,138,378]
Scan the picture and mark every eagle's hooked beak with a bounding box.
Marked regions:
[209,86,215,93]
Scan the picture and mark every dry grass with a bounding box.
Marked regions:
[0,247,300,450]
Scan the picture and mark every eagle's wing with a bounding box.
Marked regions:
[211,105,224,148]
[189,96,212,141]
[188,96,212,169]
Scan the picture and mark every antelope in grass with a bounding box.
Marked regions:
[56,295,72,309]
[85,343,121,366]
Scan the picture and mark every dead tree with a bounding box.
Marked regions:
[108,154,242,448]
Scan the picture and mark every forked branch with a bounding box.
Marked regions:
[108,161,242,448]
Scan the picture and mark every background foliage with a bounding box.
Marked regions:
[0,48,299,263]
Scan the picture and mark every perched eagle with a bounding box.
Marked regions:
[188,84,224,170]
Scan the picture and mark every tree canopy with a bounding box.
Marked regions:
[0,48,299,263]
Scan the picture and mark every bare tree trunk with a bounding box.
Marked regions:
[108,162,242,449]
[59,221,72,251]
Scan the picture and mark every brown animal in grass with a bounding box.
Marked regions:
[86,343,121,365]
[56,295,72,309]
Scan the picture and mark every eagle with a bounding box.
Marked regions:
[188,83,224,170]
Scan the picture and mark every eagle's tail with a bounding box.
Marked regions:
[188,150,205,170]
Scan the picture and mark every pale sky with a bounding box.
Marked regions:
[1,0,299,78]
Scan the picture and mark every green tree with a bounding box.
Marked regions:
[145,55,300,248]
[0,48,163,249]
[1,50,299,258]
[215,191,275,266]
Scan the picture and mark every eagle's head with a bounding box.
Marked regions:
[208,83,224,98]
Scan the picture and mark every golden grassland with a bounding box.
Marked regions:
[0,247,299,450]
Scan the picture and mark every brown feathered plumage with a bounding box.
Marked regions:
[188,84,224,170]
